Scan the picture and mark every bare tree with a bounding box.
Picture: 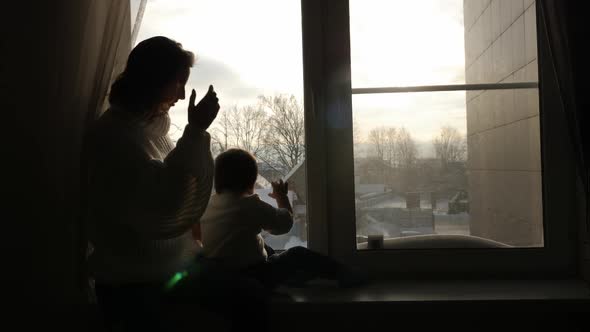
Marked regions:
[209,105,269,157]
[210,108,233,156]
[260,95,305,174]
[368,127,386,160]
[433,126,466,168]
[384,127,397,167]
[368,126,400,167]
[230,105,268,156]
[396,127,418,168]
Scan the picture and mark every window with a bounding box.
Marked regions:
[350,0,543,249]
[135,0,307,249]
[302,0,576,276]
[132,0,577,277]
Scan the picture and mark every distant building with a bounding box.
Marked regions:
[257,162,285,183]
[257,160,308,249]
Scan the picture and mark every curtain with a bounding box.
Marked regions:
[77,0,149,303]
[540,1,589,277]
[2,0,133,310]
[76,0,149,302]
[54,0,133,303]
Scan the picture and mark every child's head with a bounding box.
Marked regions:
[214,148,258,194]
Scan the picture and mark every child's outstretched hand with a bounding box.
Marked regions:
[269,179,288,200]
[269,179,293,214]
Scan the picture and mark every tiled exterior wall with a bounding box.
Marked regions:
[464,0,542,246]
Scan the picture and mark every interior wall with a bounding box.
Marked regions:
[3,1,99,326]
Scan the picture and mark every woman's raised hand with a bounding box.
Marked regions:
[188,85,220,130]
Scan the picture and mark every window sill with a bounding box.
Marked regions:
[271,278,590,309]
[267,279,589,330]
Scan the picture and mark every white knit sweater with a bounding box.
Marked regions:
[87,106,213,284]
[200,193,293,269]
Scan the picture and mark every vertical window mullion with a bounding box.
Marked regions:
[322,0,358,261]
[301,0,330,255]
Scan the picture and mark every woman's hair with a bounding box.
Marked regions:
[214,149,258,194]
[108,36,195,112]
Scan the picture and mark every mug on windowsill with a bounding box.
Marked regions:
[367,234,384,249]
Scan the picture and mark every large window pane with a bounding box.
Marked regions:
[350,0,466,87]
[137,0,307,249]
[350,0,539,88]
[353,89,543,249]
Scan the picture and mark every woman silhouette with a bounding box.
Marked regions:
[86,36,220,328]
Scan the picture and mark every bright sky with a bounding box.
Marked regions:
[132,0,467,146]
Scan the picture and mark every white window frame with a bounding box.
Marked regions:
[302,0,578,278]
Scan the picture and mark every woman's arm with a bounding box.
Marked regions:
[89,87,219,239]
[90,123,213,239]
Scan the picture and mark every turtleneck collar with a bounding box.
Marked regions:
[110,104,171,138]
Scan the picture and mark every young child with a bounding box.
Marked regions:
[196,148,363,289]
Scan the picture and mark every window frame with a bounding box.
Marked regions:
[301,0,578,278]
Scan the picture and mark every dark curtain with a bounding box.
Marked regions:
[540,1,589,237]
